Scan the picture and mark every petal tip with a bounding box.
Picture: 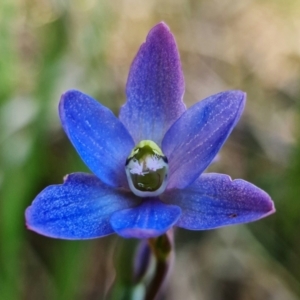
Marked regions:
[236,90,247,104]
[263,198,276,217]
[224,90,247,106]
[59,89,82,111]
[24,206,46,236]
[150,21,170,34]
[24,208,32,230]
[145,21,176,47]
[61,89,81,99]
[63,174,69,182]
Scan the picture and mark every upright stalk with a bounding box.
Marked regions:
[145,230,174,300]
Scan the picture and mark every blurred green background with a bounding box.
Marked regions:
[1,0,300,299]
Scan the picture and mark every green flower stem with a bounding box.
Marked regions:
[109,232,174,300]
[145,230,174,300]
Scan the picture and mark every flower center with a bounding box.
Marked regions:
[125,140,169,197]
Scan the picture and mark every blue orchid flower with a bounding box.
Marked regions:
[25,22,275,240]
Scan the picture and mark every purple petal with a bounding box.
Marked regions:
[119,22,186,146]
[110,198,181,239]
[25,173,140,239]
[162,91,246,189]
[59,90,135,188]
[161,173,275,230]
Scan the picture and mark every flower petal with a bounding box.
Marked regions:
[59,90,135,188]
[162,90,246,189]
[110,199,181,239]
[119,22,186,146]
[161,173,275,230]
[25,173,140,239]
